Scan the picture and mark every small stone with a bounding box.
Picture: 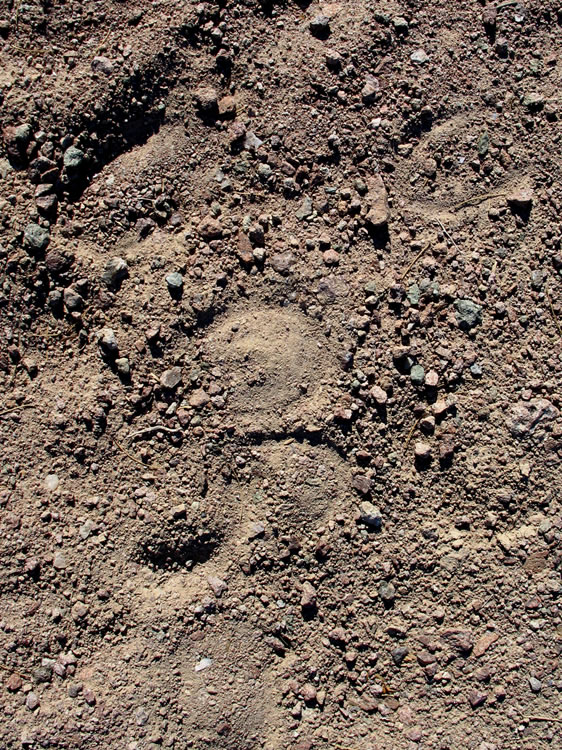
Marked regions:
[165,272,183,291]
[414,442,431,460]
[301,582,317,610]
[115,358,130,378]
[197,215,223,240]
[63,146,86,170]
[300,683,317,703]
[24,223,50,253]
[218,96,237,119]
[296,195,314,220]
[370,385,387,405]
[325,49,342,69]
[193,87,218,115]
[522,92,544,111]
[391,647,409,666]
[6,673,22,692]
[309,15,330,38]
[160,367,182,390]
[63,287,84,312]
[393,16,409,32]
[528,677,542,693]
[98,328,118,355]
[26,692,40,711]
[454,299,482,329]
[271,251,295,275]
[83,688,96,706]
[468,689,487,708]
[507,188,533,210]
[410,49,429,64]
[365,175,390,228]
[322,248,340,266]
[482,5,497,27]
[45,474,59,491]
[352,474,371,495]
[473,632,499,658]
[71,602,88,621]
[361,75,380,104]
[53,551,67,569]
[425,370,439,387]
[91,56,114,74]
[102,257,128,287]
[359,501,382,529]
[379,581,396,605]
[228,121,246,146]
[410,364,425,386]
[189,389,210,408]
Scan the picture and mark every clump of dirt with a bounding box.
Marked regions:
[1,1,562,749]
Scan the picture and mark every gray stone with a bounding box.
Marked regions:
[98,327,118,355]
[102,257,128,287]
[160,366,182,390]
[392,646,409,666]
[63,146,86,170]
[359,501,382,529]
[115,357,130,377]
[63,287,84,311]
[310,15,330,36]
[296,196,314,220]
[91,56,114,74]
[454,299,482,329]
[407,283,420,305]
[379,581,396,604]
[529,677,542,693]
[410,364,425,386]
[166,272,183,291]
[411,49,429,64]
[24,223,50,252]
[271,251,296,275]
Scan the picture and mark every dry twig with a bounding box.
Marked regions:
[453,191,506,211]
[400,243,430,281]
[545,287,562,340]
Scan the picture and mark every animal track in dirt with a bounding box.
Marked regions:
[137,519,223,572]
[203,305,338,433]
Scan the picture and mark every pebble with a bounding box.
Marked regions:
[301,582,317,610]
[160,367,182,390]
[63,287,84,312]
[165,272,183,292]
[325,50,342,69]
[102,257,128,287]
[189,389,210,408]
[44,474,59,491]
[271,251,295,275]
[410,364,425,386]
[63,146,85,170]
[91,56,114,74]
[365,175,390,228]
[391,647,409,666]
[410,49,429,64]
[98,327,118,355]
[370,385,387,405]
[309,15,330,37]
[322,248,339,266]
[25,692,40,711]
[296,196,313,220]
[115,357,130,378]
[197,215,222,240]
[207,576,227,597]
[24,223,50,253]
[414,442,431,460]
[425,370,439,387]
[379,581,396,605]
[193,87,218,114]
[507,188,533,210]
[358,501,382,530]
[468,689,487,708]
[528,676,542,693]
[53,551,67,569]
[454,299,482,329]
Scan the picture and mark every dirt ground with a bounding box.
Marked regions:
[0,1,561,748]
